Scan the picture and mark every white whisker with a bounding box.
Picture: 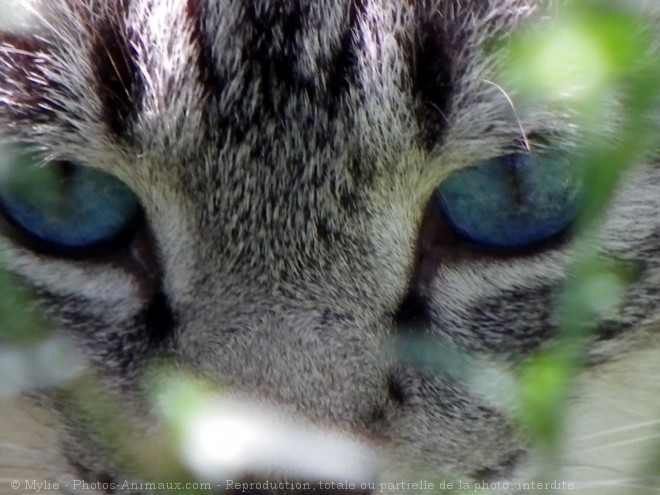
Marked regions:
[576,479,660,492]
[482,79,530,151]
[562,462,637,475]
[575,418,660,442]
[576,432,660,454]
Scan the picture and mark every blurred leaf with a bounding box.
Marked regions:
[0,269,50,344]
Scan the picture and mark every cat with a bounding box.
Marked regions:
[1,0,660,494]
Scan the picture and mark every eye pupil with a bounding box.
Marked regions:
[436,151,583,248]
[0,155,140,250]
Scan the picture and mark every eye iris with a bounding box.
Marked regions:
[0,159,139,249]
[436,152,583,248]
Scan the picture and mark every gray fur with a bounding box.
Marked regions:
[1,0,659,493]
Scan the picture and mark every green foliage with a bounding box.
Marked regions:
[0,268,49,344]
[508,0,660,490]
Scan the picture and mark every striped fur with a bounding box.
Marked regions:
[1,1,660,494]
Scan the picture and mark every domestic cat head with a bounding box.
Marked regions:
[1,1,660,492]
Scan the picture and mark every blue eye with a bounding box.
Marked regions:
[436,151,583,248]
[0,157,140,250]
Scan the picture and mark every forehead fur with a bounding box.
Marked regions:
[0,1,538,156]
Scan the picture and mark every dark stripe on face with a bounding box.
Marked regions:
[413,3,455,151]
[90,0,144,142]
[238,0,363,118]
[31,285,174,376]
[325,0,366,110]
[186,0,226,100]
[394,292,433,332]
[185,1,365,149]
[242,1,315,117]
[442,285,557,357]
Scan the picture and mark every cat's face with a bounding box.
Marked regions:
[2,0,660,493]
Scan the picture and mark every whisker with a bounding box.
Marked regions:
[575,418,660,442]
[482,79,530,151]
[576,479,660,492]
[575,432,660,454]
[562,462,637,476]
